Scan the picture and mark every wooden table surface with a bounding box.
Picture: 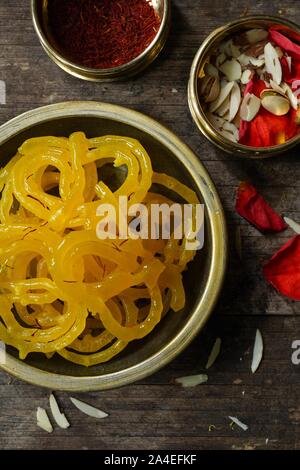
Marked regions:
[1,0,300,451]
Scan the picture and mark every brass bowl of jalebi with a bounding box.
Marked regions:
[0,102,227,391]
[188,15,300,158]
[31,0,171,82]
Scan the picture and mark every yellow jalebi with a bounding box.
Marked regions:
[0,132,199,366]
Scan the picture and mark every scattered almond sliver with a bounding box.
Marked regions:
[70,397,109,419]
[49,393,70,429]
[206,337,222,369]
[251,329,263,374]
[228,416,248,431]
[284,216,300,234]
[175,374,208,388]
[36,407,53,434]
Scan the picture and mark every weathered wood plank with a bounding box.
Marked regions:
[1,316,300,450]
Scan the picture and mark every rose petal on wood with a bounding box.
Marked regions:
[235,182,287,233]
[263,235,300,300]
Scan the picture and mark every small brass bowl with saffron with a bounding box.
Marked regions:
[31,0,171,82]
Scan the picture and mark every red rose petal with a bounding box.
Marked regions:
[281,56,300,85]
[263,235,300,300]
[243,78,266,97]
[236,182,287,233]
[269,28,300,60]
[239,107,299,147]
[269,25,300,47]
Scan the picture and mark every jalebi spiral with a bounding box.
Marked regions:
[0,132,199,366]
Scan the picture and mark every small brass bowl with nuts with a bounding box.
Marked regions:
[188,15,300,158]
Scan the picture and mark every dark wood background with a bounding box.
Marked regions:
[1,0,300,450]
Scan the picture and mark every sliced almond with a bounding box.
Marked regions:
[222,122,239,142]
[229,82,241,122]
[209,81,234,113]
[207,78,221,103]
[264,42,282,85]
[200,75,220,103]
[232,112,241,128]
[36,407,53,434]
[208,113,226,129]
[228,416,249,431]
[286,56,292,72]
[284,216,300,234]
[204,62,219,79]
[175,374,208,388]
[231,43,242,59]
[216,52,227,69]
[282,83,298,110]
[219,39,234,57]
[70,397,109,419]
[219,39,240,58]
[222,111,230,121]
[219,59,242,81]
[215,95,230,117]
[235,28,268,46]
[206,338,222,369]
[251,329,263,374]
[249,57,265,68]
[238,54,264,68]
[269,80,286,97]
[245,28,268,44]
[261,94,290,116]
[241,69,253,84]
[219,129,238,143]
[49,393,70,429]
[240,93,261,121]
[209,113,238,142]
[237,54,250,66]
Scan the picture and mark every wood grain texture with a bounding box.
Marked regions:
[1,0,300,450]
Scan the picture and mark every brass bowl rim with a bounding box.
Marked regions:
[188,15,300,158]
[31,0,171,79]
[0,101,227,391]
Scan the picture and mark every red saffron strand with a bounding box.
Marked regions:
[47,0,161,69]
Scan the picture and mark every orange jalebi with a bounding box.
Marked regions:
[0,132,199,366]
